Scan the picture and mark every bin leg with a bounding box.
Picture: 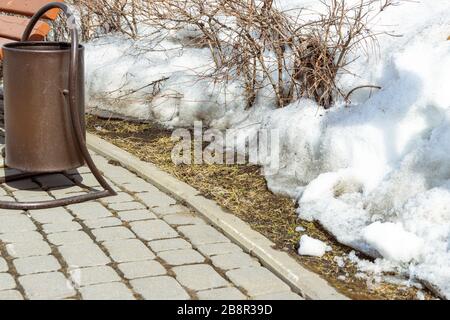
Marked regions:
[0,167,116,210]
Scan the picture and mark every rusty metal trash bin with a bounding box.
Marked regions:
[0,2,116,210]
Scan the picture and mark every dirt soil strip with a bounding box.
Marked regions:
[87,133,348,300]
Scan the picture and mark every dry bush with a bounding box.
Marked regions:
[141,0,395,108]
[59,0,397,108]
[54,0,139,41]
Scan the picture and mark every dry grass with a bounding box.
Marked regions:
[87,115,435,300]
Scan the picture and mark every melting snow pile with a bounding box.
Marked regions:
[298,235,331,257]
[83,1,450,298]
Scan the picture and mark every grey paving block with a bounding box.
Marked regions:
[226,267,291,297]
[130,220,178,241]
[0,290,23,300]
[14,255,61,275]
[131,276,189,300]
[29,207,74,224]
[92,226,135,242]
[67,202,112,221]
[0,273,16,291]
[173,264,228,292]
[178,225,230,246]
[151,204,190,216]
[118,209,157,222]
[108,201,146,212]
[197,243,243,257]
[163,213,205,226]
[0,257,8,272]
[59,244,110,268]
[252,291,303,300]
[135,191,176,208]
[84,217,122,229]
[103,239,155,263]
[148,238,192,253]
[118,260,166,280]
[47,231,94,246]
[197,287,247,300]
[42,221,83,234]
[211,252,260,271]
[100,192,134,205]
[6,241,52,258]
[19,272,75,300]
[0,231,43,244]
[70,266,121,287]
[158,249,205,266]
[0,214,36,234]
[80,282,135,300]
[35,174,74,188]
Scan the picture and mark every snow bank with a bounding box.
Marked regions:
[298,235,331,257]
[83,0,450,298]
[362,222,424,263]
[84,31,246,128]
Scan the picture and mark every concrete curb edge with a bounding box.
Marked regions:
[87,133,349,300]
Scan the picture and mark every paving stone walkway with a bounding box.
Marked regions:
[0,133,302,300]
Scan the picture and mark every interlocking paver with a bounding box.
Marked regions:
[197,243,243,257]
[0,290,23,300]
[118,260,166,279]
[47,231,94,246]
[152,204,190,216]
[0,214,36,233]
[92,226,136,242]
[122,181,161,194]
[117,209,157,222]
[148,238,192,253]
[130,220,178,241]
[252,291,304,300]
[120,178,160,193]
[131,276,189,300]
[50,186,85,199]
[158,249,205,266]
[19,272,75,300]
[173,264,229,292]
[84,217,122,229]
[14,255,61,275]
[4,179,39,191]
[197,287,247,300]
[163,213,205,226]
[103,239,155,263]
[0,257,8,272]
[6,241,52,258]
[29,207,74,224]
[42,221,83,234]
[59,244,110,268]
[67,202,112,221]
[72,173,101,188]
[226,267,291,297]
[0,273,16,291]
[80,282,135,300]
[0,143,299,300]
[108,201,146,212]
[70,266,121,287]
[0,196,15,202]
[178,225,230,246]
[135,191,176,208]
[0,231,43,244]
[211,252,260,271]
[35,174,74,188]
[100,192,134,205]
[12,190,54,202]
